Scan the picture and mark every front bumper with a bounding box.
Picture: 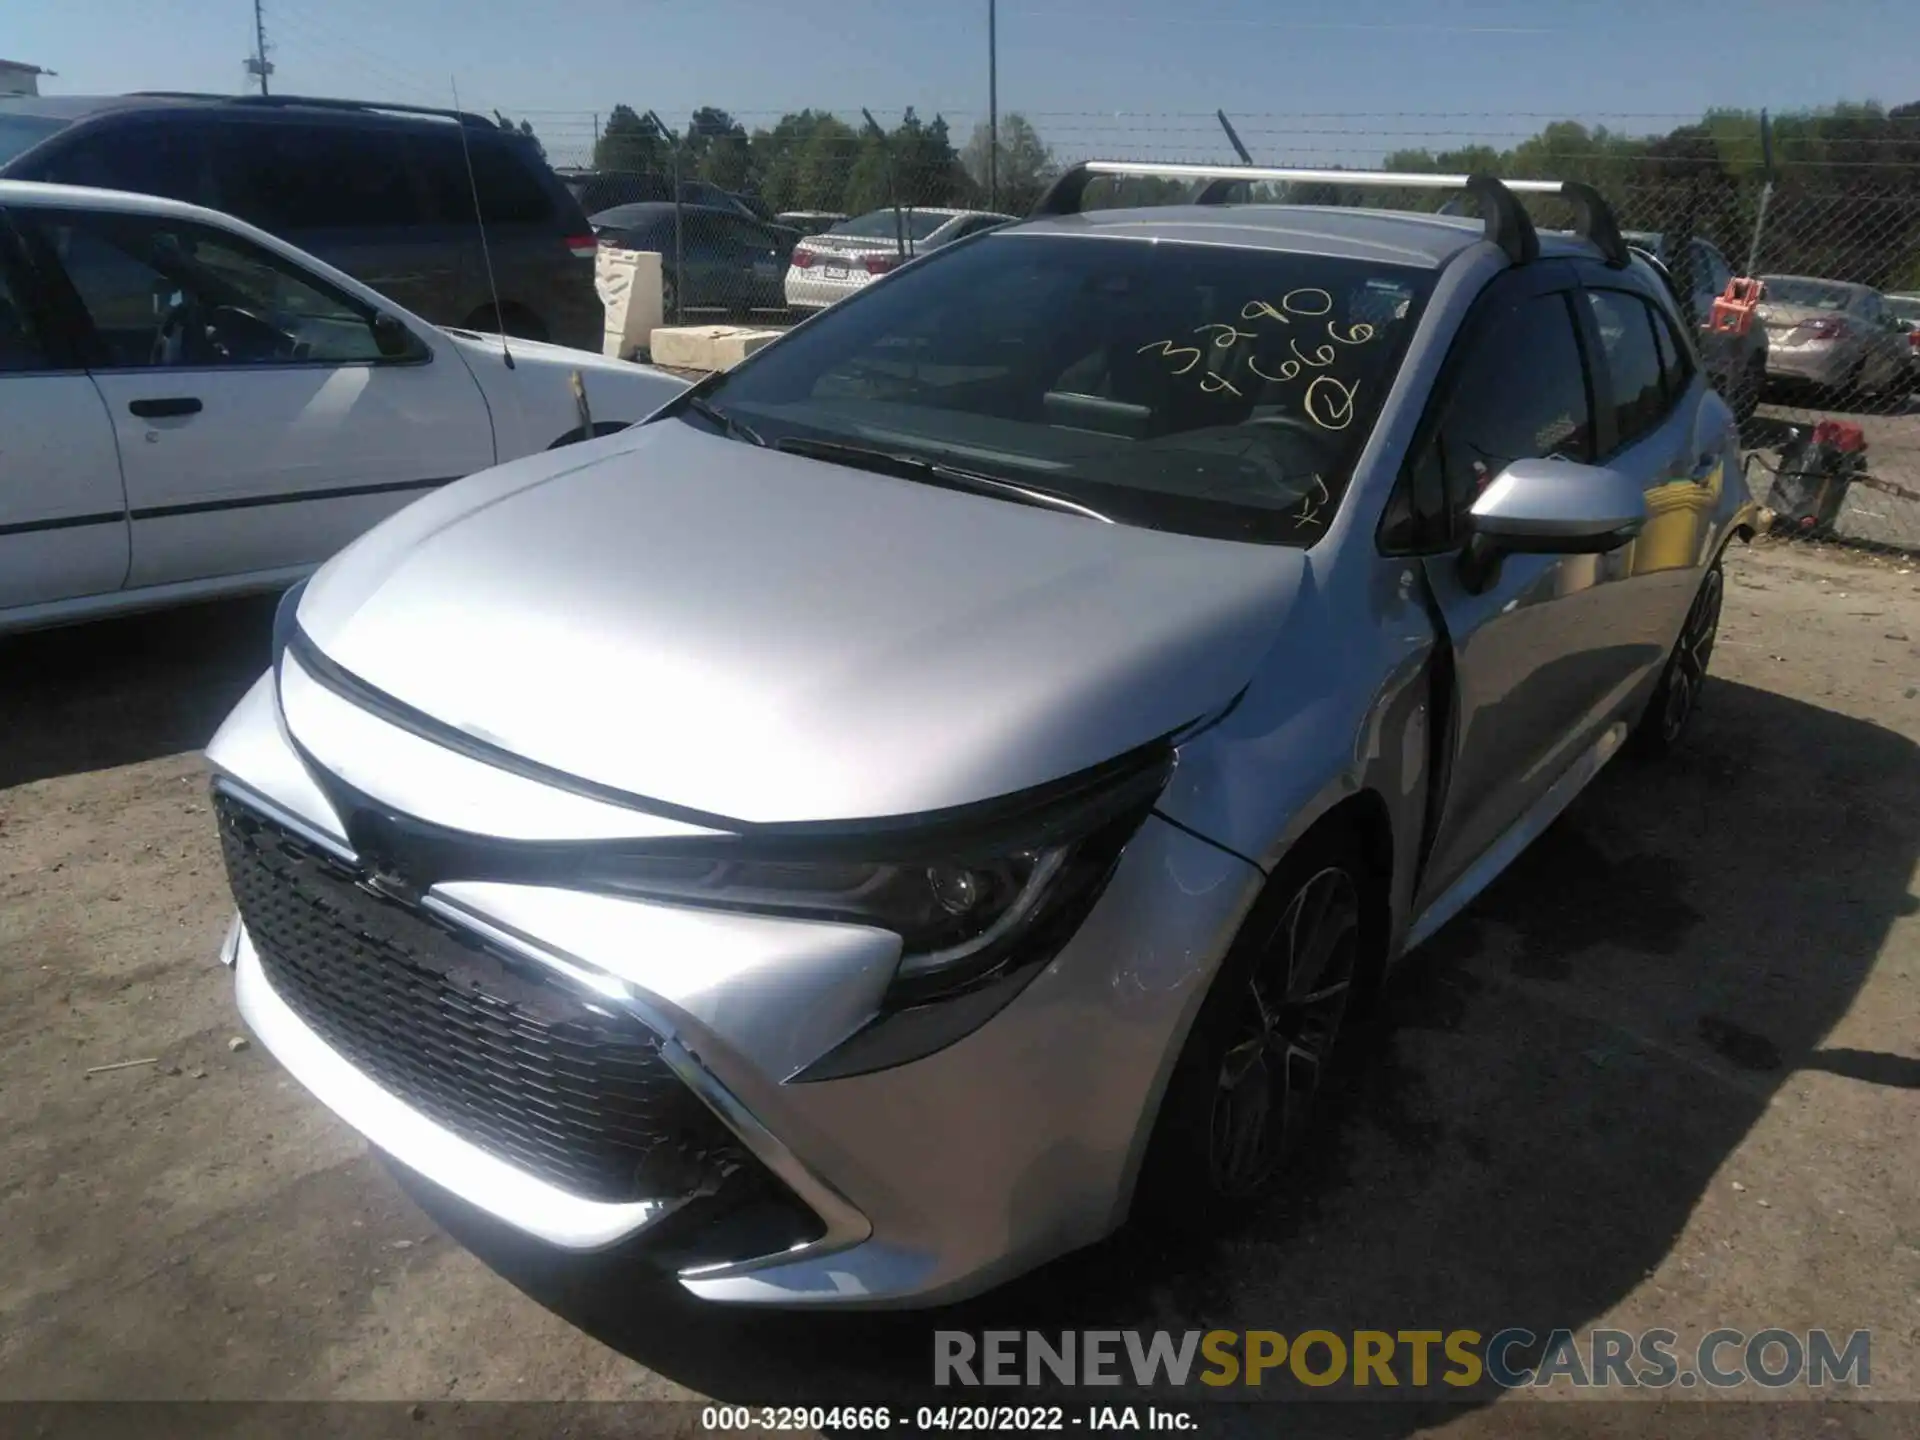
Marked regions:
[208,670,1262,1306]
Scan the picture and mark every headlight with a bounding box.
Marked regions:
[595,743,1172,1005]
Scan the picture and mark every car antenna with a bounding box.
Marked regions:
[451,77,513,369]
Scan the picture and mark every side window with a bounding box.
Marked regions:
[1586,289,1669,451]
[1410,290,1594,536]
[27,210,387,369]
[1649,302,1695,405]
[467,140,556,225]
[413,134,555,225]
[0,257,52,373]
[212,124,422,231]
[29,122,218,208]
[720,216,770,251]
[681,212,726,256]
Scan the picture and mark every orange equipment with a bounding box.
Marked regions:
[1708,276,1765,337]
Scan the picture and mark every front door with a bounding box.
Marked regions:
[0,217,127,613]
[1408,264,1664,911]
[15,204,495,591]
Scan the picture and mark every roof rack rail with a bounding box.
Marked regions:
[1027,160,1630,269]
[126,92,499,129]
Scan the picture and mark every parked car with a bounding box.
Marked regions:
[207,160,1753,1307]
[0,94,603,351]
[589,202,793,316]
[559,168,753,222]
[775,209,848,233]
[1883,291,1920,375]
[1621,230,1769,420]
[1757,275,1911,399]
[784,205,1015,311]
[0,180,686,634]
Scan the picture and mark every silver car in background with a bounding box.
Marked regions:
[208,162,1754,1309]
[1759,275,1912,397]
[1622,230,1769,419]
[783,205,1014,311]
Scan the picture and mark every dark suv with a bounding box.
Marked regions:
[0,94,602,350]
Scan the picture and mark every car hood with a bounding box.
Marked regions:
[294,420,1307,826]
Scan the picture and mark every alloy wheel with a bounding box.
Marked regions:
[1661,566,1724,744]
[1206,865,1359,1198]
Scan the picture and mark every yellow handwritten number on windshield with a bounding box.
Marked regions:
[1137,339,1203,375]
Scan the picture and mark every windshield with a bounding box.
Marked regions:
[695,232,1433,545]
[1884,295,1920,323]
[832,209,954,243]
[0,113,67,168]
[1762,278,1856,310]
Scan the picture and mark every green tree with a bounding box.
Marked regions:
[749,110,859,212]
[961,113,1057,213]
[686,107,752,192]
[491,111,544,159]
[593,103,667,173]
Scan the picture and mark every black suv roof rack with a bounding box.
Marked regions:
[1028,160,1629,269]
[126,92,499,129]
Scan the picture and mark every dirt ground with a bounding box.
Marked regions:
[0,538,1916,1436]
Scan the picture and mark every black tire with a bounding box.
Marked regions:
[1133,828,1370,1234]
[1632,559,1724,757]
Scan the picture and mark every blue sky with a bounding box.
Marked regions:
[12,0,1913,166]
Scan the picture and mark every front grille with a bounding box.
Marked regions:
[215,788,816,1241]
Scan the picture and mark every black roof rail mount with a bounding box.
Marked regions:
[1027,160,1629,269]
[126,91,499,129]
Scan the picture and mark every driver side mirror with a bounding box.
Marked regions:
[1458,457,1647,593]
[371,311,424,361]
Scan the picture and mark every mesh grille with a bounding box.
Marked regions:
[217,790,771,1209]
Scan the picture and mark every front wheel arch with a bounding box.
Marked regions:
[1127,798,1392,1232]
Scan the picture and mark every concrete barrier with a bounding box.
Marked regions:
[647,325,785,371]
[596,247,664,360]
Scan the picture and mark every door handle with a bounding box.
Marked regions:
[129,397,203,419]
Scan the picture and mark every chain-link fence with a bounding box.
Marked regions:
[532,106,1920,551]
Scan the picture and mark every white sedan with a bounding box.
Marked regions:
[0,180,689,634]
[783,207,1014,312]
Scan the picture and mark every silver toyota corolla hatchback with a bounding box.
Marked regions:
[208,162,1756,1308]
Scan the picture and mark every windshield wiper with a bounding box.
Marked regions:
[773,436,1111,523]
[683,393,766,447]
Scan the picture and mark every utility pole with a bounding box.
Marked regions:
[987,0,998,209]
[248,0,272,95]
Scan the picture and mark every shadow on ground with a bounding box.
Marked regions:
[397,675,1917,1434]
[0,596,276,789]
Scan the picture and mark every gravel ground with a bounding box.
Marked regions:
[0,539,1915,1438]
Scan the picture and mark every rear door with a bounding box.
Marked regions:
[1577,272,1722,641]
[16,203,494,590]
[1405,262,1663,910]
[0,213,127,611]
